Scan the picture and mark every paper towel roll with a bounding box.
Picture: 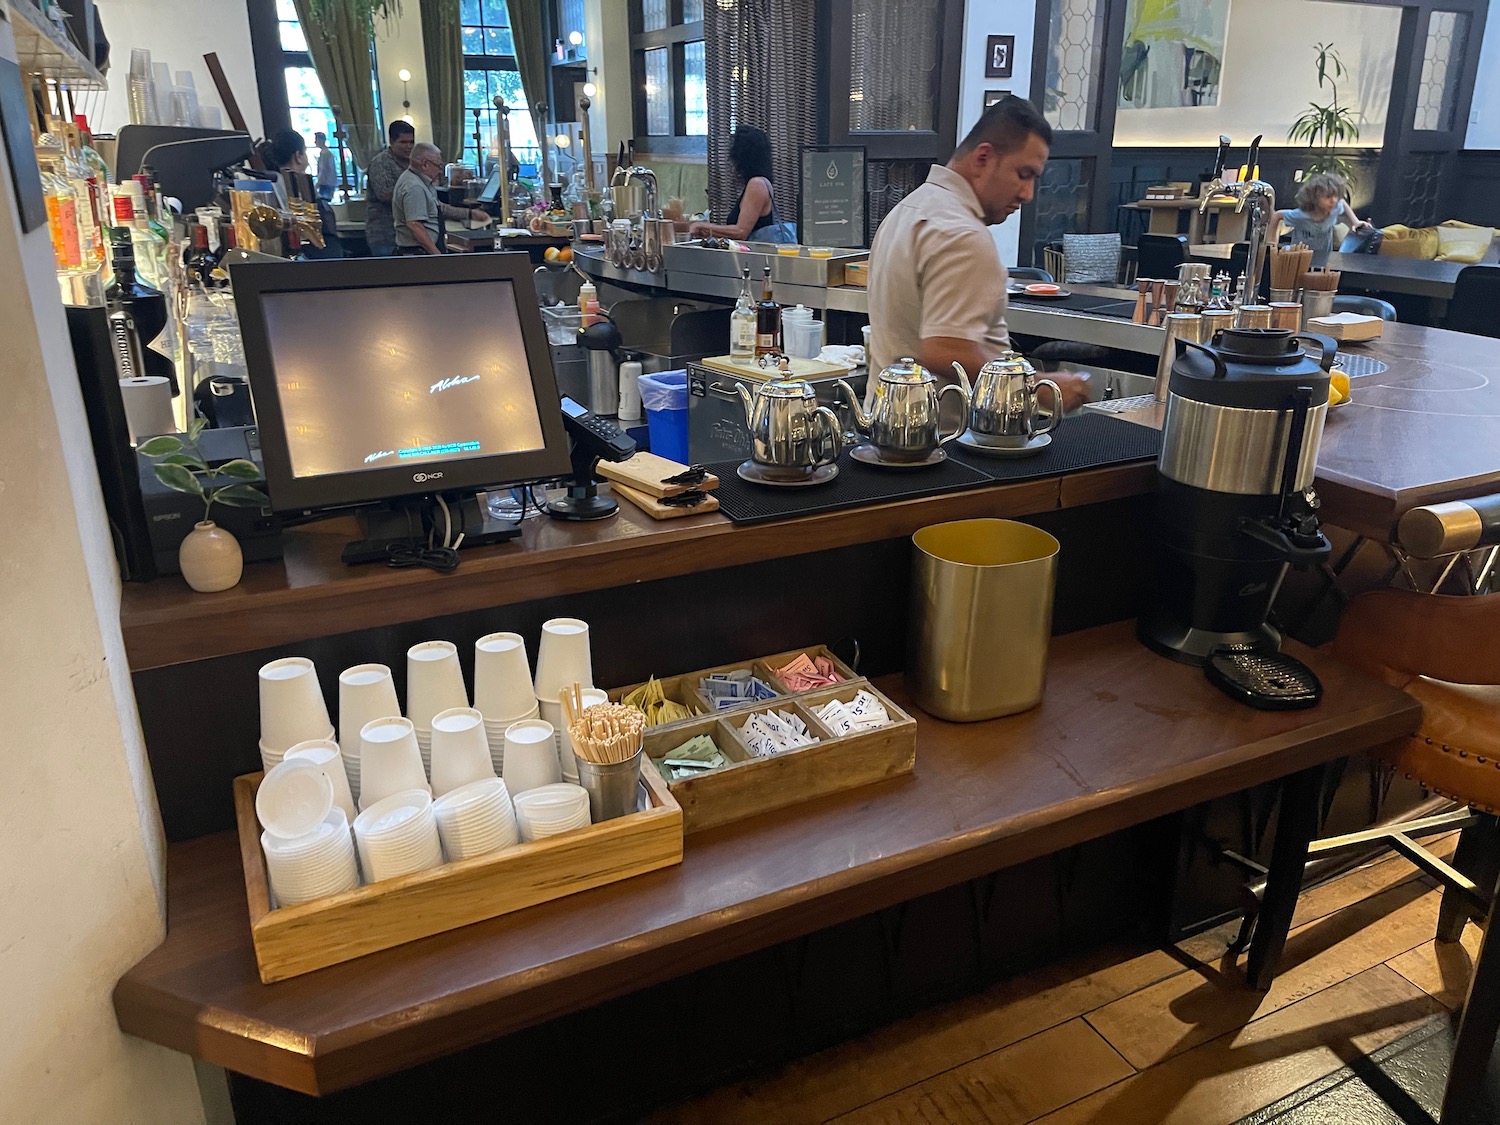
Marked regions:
[120,376,175,444]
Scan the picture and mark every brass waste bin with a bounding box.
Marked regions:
[907,518,1060,722]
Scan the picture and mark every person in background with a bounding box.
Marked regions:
[688,125,796,243]
[393,143,489,256]
[867,96,1090,412]
[364,120,417,256]
[313,131,337,202]
[1269,172,1373,267]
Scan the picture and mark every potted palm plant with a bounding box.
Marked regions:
[1287,43,1361,180]
[139,419,269,592]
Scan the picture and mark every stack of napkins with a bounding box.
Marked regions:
[657,734,729,781]
[701,670,779,710]
[1306,312,1383,342]
[739,709,819,757]
[815,690,892,735]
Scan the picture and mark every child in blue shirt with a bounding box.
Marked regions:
[1270,172,1373,267]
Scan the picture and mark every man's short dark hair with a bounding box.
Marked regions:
[954,96,1052,158]
[388,119,416,143]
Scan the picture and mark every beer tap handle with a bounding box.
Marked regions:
[1246,135,1263,183]
[1211,135,1232,180]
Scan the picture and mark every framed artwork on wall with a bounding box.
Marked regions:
[985,35,1015,79]
[0,57,47,233]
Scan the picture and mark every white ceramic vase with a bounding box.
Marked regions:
[179,520,243,592]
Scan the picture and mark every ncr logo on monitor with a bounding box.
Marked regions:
[413,471,445,483]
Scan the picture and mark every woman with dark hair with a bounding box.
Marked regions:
[263,127,344,257]
[689,125,796,242]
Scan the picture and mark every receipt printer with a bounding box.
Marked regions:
[137,425,284,575]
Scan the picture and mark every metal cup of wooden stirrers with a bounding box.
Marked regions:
[562,686,645,822]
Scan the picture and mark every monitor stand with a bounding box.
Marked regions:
[341,493,522,566]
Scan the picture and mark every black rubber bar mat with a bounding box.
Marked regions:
[1010,293,1138,318]
[947,411,1161,482]
[706,455,992,525]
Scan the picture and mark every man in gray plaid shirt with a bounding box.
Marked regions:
[364,120,417,257]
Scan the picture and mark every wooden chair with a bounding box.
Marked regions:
[1135,233,1188,281]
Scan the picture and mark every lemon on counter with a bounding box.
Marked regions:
[1330,370,1351,405]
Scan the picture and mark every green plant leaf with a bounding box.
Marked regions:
[211,484,270,508]
[214,459,262,481]
[187,416,207,443]
[154,462,204,495]
[157,452,209,471]
[137,435,185,457]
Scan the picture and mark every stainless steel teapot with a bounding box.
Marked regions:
[963,352,1064,446]
[734,375,843,472]
[836,358,971,462]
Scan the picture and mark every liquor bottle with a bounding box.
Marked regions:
[184,223,215,285]
[731,266,756,360]
[54,124,105,271]
[755,265,781,358]
[207,225,236,287]
[106,229,147,382]
[72,115,113,187]
[39,157,84,273]
[1206,272,1231,312]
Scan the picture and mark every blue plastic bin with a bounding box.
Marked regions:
[638,370,689,464]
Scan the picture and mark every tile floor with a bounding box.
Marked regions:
[647,836,1478,1125]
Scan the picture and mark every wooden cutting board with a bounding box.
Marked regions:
[614,482,720,520]
[699,354,854,380]
[597,452,719,497]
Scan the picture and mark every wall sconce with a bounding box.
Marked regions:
[398,68,412,114]
[568,30,583,57]
[583,81,597,98]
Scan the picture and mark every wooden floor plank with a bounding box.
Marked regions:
[1087,881,1441,1069]
[1388,921,1485,1009]
[829,1020,1134,1125]
[644,944,1181,1125]
[1031,966,1444,1125]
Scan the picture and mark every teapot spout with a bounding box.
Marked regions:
[733,382,754,429]
[951,362,973,395]
[835,379,871,433]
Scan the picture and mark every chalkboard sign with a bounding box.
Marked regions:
[799,146,866,249]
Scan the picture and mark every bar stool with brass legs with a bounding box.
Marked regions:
[1240,494,1500,1121]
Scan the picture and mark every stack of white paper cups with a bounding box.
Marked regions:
[284,738,358,821]
[258,657,334,773]
[534,618,593,736]
[406,641,468,775]
[358,716,431,810]
[474,632,540,775]
[428,707,496,797]
[337,663,400,804]
[501,719,561,796]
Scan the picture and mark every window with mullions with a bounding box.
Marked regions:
[277,0,335,145]
[630,0,707,153]
[461,0,539,176]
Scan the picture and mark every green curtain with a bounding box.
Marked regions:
[420,0,464,164]
[506,0,551,182]
[292,0,380,168]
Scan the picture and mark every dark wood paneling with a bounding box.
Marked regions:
[1456,151,1500,227]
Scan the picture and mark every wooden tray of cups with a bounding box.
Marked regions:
[605,644,862,733]
[232,766,683,983]
[644,680,916,834]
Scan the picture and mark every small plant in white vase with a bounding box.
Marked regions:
[139,419,269,592]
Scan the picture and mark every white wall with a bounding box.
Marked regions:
[93,0,261,138]
[1466,8,1500,149]
[0,21,206,1125]
[958,0,1039,265]
[584,0,632,160]
[1113,0,1400,149]
[373,5,431,148]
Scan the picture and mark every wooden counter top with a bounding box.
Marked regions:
[119,470,1090,672]
[113,625,1419,1094]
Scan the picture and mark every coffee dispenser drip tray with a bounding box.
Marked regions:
[1204,645,1323,711]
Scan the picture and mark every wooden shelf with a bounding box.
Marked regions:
[7,0,105,90]
[111,638,1420,1094]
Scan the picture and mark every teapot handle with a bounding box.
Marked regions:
[814,405,843,467]
[936,381,972,447]
[1031,379,1065,437]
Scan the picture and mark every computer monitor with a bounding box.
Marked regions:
[233,253,572,513]
[475,166,502,204]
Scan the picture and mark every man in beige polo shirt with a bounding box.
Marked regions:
[868,97,1089,412]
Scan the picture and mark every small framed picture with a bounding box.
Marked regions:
[985,35,1015,79]
[983,90,1013,111]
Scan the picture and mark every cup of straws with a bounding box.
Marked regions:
[1270,243,1313,305]
[561,685,647,823]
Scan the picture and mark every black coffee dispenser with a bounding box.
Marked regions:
[1138,327,1338,708]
